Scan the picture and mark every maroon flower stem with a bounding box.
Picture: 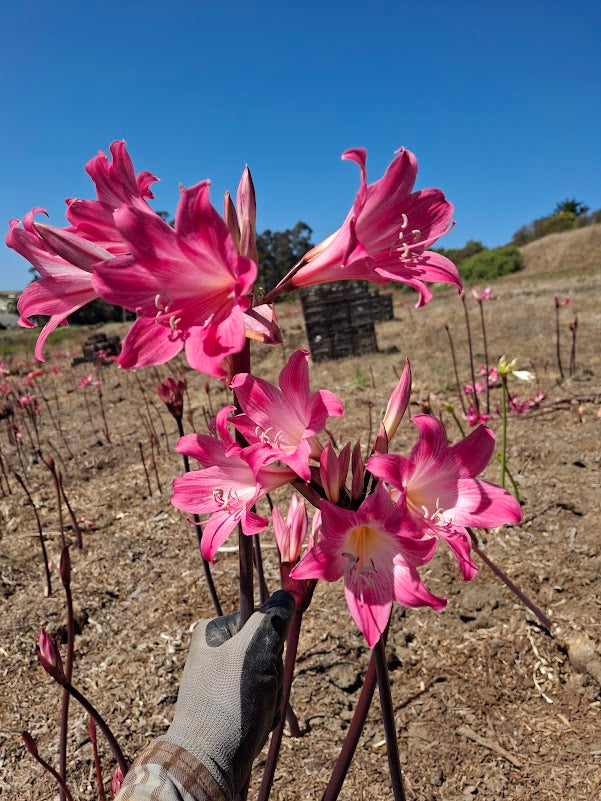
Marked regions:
[258,610,303,801]
[44,457,66,549]
[82,391,99,441]
[63,681,128,776]
[175,417,223,617]
[253,534,269,604]
[321,651,378,801]
[555,304,564,380]
[468,529,552,632]
[59,473,83,549]
[444,323,467,415]
[97,389,112,444]
[478,300,491,415]
[374,636,406,801]
[89,719,108,801]
[138,442,153,496]
[232,341,254,625]
[134,372,161,450]
[149,434,163,493]
[14,471,51,596]
[569,318,578,377]
[22,732,74,801]
[58,548,75,801]
[46,440,69,474]
[461,294,479,416]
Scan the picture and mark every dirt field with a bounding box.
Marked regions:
[1,263,600,800]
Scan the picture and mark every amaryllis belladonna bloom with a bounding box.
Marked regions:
[8,213,112,362]
[230,350,344,480]
[171,407,296,561]
[290,148,461,306]
[93,181,257,377]
[466,405,490,427]
[65,140,158,253]
[367,416,523,581]
[292,483,445,647]
[471,287,494,301]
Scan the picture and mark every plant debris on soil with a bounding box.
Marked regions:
[1,266,600,800]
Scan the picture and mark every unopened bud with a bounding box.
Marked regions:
[59,545,71,589]
[37,628,66,684]
[112,766,124,795]
[383,359,411,442]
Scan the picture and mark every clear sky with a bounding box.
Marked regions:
[2,0,600,290]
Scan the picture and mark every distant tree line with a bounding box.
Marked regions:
[511,199,601,246]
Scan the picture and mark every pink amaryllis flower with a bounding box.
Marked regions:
[367,416,523,580]
[471,287,494,302]
[289,148,461,306]
[171,407,296,561]
[230,349,344,481]
[7,212,112,362]
[93,181,257,378]
[93,181,257,377]
[291,482,445,647]
[65,140,158,253]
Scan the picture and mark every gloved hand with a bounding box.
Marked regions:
[160,591,295,800]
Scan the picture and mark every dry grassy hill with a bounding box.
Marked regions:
[519,223,601,277]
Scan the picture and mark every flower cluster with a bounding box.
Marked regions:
[172,351,522,647]
[8,142,460,375]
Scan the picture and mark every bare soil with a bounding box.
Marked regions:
[1,265,600,801]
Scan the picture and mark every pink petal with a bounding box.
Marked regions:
[291,541,346,582]
[448,425,495,478]
[392,564,447,611]
[200,510,239,562]
[118,317,184,369]
[447,479,523,527]
[344,571,393,648]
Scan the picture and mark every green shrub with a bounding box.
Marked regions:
[458,245,523,282]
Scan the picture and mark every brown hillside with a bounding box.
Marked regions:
[519,222,601,276]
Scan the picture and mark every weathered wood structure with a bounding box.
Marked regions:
[300,283,394,362]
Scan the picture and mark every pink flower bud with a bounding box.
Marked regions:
[37,628,66,684]
[383,359,411,442]
[111,766,124,796]
[351,441,364,500]
[319,443,340,503]
[59,546,71,589]
[223,191,241,251]
[156,377,186,420]
[236,166,258,264]
[272,494,308,564]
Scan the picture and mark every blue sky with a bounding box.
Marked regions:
[2,0,600,290]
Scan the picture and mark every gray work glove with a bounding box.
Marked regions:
[161,591,295,800]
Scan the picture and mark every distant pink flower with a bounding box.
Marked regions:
[78,374,101,392]
[272,494,308,564]
[171,407,296,561]
[292,482,445,647]
[471,287,494,301]
[554,296,571,308]
[466,405,490,427]
[290,148,461,306]
[157,377,186,421]
[367,416,522,580]
[230,350,344,481]
[8,212,112,362]
[93,182,257,377]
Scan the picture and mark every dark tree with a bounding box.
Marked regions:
[553,198,589,217]
[256,222,314,296]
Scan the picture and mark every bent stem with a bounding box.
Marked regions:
[22,733,74,801]
[257,610,303,801]
[468,529,552,632]
[374,636,406,801]
[13,471,51,596]
[322,650,378,801]
[63,682,128,776]
[59,551,75,801]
